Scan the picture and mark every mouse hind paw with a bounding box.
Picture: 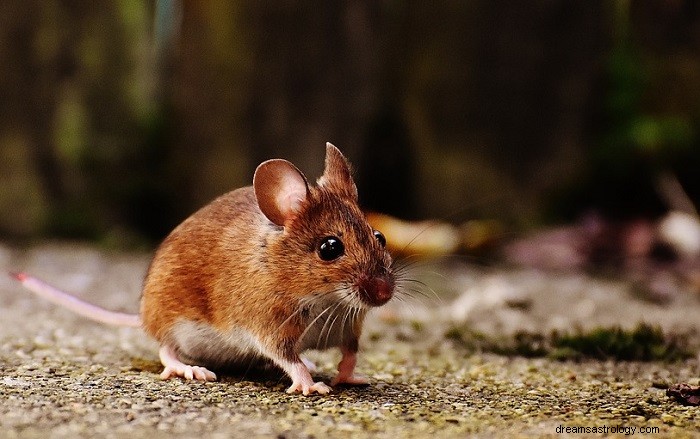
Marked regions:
[158,345,217,382]
[160,364,217,382]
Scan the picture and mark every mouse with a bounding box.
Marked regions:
[11,143,396,395]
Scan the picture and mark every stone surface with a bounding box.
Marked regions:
[1,243,698,438]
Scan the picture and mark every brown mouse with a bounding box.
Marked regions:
[12,143,395,395]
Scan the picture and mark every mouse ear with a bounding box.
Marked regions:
[317,142,358,200]
[254,159,310,226]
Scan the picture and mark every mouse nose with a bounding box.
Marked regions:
[357,275,394,307]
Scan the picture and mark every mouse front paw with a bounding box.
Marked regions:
[280,360,332,395]
[331,348,368,386]
[331,374,369,386]
[286,380,332,396]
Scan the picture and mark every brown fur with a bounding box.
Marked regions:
[140,144,393,368]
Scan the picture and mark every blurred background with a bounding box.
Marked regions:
[0,0,698,251]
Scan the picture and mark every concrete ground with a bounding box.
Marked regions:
[1,243,698,438]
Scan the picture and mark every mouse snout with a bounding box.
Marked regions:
[357,275,394,307]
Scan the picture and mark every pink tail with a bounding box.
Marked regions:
[10,272,142,328]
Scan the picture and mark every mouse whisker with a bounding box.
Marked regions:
[274,305,306,334]
[387,295,422,320]
[296,287,344,315]
[395,285,441,308]
[396,280,440,302]
[336,298,354,347]
[390,255,426,273]
[316,298,347,349]
[391,256,444,279]
[343,305,361,347]
[394,270,442,303]
[297,303,334,344]
[322,287,359,348]
[331,293,358,342]
[323,312,342,349]
[298,287,355,351]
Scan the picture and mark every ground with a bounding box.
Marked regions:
[0,243,698,438]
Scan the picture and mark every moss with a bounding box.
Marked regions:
[447,323,694,362]
[410,320,424,333]
[552,324,693,361]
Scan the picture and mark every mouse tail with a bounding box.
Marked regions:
[10,272,142,328]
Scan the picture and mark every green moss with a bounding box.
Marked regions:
[447,323,694,362]
[410,320,425,332]
[552,324,693,361]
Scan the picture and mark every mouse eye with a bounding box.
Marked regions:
[318,236,345,261]
[373,230,386,247]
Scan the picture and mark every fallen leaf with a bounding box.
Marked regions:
[666,383,700,406]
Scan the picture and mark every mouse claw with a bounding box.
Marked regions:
[160,366,179,380]
[286,380,332,396]
[281,358,330,395]
[192,366,217,381]
[160,365,217,382]
[158,345,217,382]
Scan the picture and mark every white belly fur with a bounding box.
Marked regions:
[170,320,265,369]
[169,302,362,369]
